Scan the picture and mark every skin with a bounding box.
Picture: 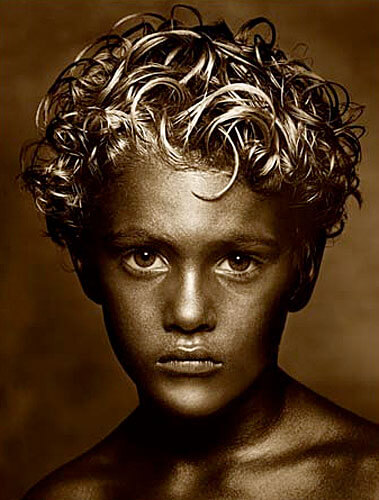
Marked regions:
[23,159,379,500]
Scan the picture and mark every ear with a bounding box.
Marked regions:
[288,235,326,313]
[69,249,103,305]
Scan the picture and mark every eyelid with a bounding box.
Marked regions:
[121,248,169,274]
[215,253,264,277]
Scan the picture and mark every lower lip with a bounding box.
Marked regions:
[156,360,223,376]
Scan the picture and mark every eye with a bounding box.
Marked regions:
[122,248,168,274]
[216,253,260,276]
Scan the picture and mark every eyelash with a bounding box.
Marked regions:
[216,253,264,280]
[120,247,264,280]
[121,248,168,276]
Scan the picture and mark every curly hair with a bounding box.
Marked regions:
[21,5,363,252]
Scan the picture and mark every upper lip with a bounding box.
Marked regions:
[157,346,222,364]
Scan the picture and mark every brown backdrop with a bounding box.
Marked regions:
[1,1,378,498]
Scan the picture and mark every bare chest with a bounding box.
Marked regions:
[104,452,366,500]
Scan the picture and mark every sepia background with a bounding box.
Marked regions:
[1,0,378,498]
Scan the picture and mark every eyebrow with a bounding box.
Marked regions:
[103,228,176,248]
[103,228,281,253]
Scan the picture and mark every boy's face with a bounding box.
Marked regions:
[84,158,298,418]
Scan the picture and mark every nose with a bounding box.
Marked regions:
[163,267,216,334]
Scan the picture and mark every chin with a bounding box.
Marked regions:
[145,383,232,419]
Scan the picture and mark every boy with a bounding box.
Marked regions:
[21,5,379,499]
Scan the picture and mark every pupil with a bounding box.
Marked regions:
[229,254,250,271]
[135,250,156,267]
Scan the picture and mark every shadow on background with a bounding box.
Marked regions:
[0,1,378,498]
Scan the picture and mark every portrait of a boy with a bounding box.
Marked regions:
[0,2,378,499]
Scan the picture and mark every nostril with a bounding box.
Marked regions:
[163,297,217,333]
[164,322,215,334]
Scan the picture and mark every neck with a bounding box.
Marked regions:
[129,365,288,457]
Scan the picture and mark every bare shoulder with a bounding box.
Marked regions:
[286,377,379,448]
[22,453,111,500]
[22,424,128,500]
[283,377,379,497]
[22,472,100,500]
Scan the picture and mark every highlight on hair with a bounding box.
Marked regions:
[21,4,364,250]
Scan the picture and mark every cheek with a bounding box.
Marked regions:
[100,287,159,373]
[220,280,290,353]
[101,274,156,331]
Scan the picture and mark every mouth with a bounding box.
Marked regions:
[156,347,223,376]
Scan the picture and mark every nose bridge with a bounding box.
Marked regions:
[164,264,215,333]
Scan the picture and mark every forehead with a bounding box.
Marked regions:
[93,159,294,247]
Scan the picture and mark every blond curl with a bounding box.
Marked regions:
[21,5,363,249]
